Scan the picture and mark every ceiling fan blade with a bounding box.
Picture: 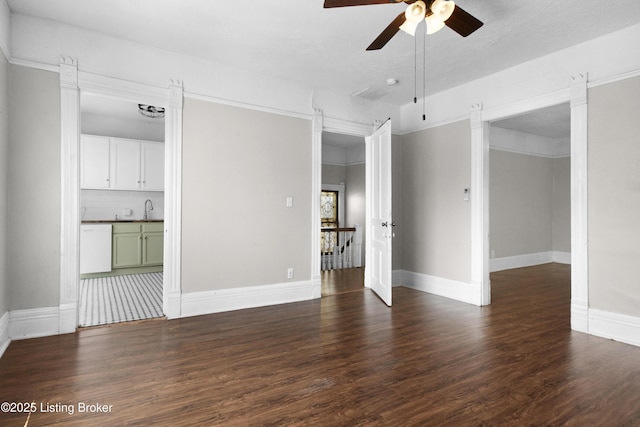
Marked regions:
[445,5,483,37]
[324,0,403,7]
[366,12,406,51]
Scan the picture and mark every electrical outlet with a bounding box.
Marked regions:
[287,268,294,279]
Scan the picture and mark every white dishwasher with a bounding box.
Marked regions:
[80,224,113,274]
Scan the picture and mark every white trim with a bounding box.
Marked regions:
[181,280,316,318]
[489,251,571,272]
[489,127,571,159]
[482,89,570,123]
[398,270,483,306]
[59,56,80,334]
[0,311,9,358]
[163,80,183,319]
[323,115,373,137]
[392,269,404,286]
[311,109,323,296]
[491,252,553,272]
[570,73,589,333]
[321,160,366,167]
[65,71,182,323]
[9,57,59,73]
[552,251,572,265]
[58,303,76,334]
[79,71,167,105]
[589,309,640,347]
[588,68,640,90]
[9,307,59,340]
[313,111,375,298]
[185,91,311,121]
[397,113,469,136]
[473,78,589,335]
[470,104,490,305]
[489,144,571,159]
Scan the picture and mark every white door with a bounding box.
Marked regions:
[365,120,393,306]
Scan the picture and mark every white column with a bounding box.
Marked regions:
[59,56,80,333]
[311,109,323,297]
[163,79,184,318]
[570,73,589,333]
[470,103,490,306]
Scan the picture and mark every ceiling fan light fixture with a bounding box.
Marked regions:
[429,0,455,22]
[399,20,419,36]
[425,14,445,34]
[400,0,426,35]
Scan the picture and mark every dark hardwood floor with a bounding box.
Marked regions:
[321,267,364,296]
[2,263,640,426]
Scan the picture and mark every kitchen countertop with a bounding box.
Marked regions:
[81,220,164,223]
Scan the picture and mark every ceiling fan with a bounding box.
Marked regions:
[324,0,483,50]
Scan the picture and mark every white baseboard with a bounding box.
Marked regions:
[0,311,10,358]
[490,251,571,272]
[588,308,640,347]
[181,280,317,318]
[552,251,572,265]
[9,306,60,340]
[164,290,182,320]
[396,270,482,306]
[58,303,77,334]
[571,301,589,333]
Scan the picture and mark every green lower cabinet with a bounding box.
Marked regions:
[113,232,143,268]
[112,222,163,270]
[142,232,164,266]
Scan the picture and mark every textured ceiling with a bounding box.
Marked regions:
[491,103,571,140]
[8,0,640,107]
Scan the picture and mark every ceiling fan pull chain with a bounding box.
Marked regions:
[413,34,417,104]
[423,24,427,121]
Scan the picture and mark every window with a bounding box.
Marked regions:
[321,190,339,253]
[321,190,339,229]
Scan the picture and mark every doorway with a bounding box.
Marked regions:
[488,103,571,290]
[320,131,366,296]
[78,94,166,326]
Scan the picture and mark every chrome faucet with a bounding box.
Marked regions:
[144,199,154,220]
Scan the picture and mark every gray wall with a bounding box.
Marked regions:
[489,149,572,258]
[392,134,403,269]
[345,163,365,231]
[321,164,345,186]
[8,65,61,310]
[398,120,472,284]
[0,52,7,315]
[588,76,640,318]
[181,98,312,292]
[552,156,571,253]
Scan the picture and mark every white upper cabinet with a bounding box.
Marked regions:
[141,142,165,191]
[111,138,142,190]
[81,135,111,189]
[81,135,164,191]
